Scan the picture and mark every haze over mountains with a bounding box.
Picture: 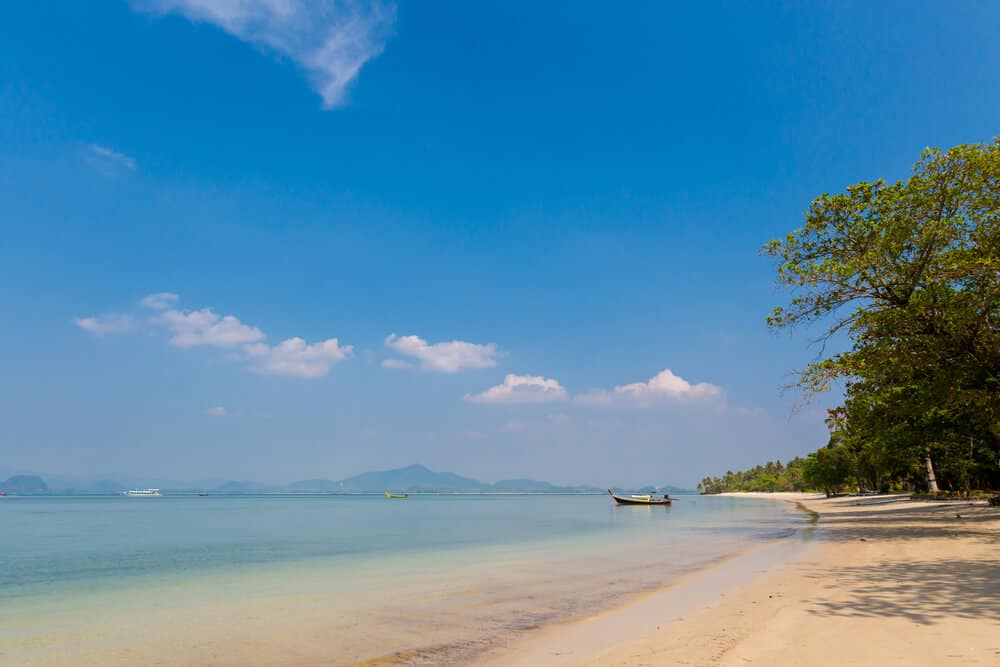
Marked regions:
[0,464,697,495]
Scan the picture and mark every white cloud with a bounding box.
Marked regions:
[140,292,180,310]
[205,406,228,416]
[466,374,568,405]
[384,334,499,373]
[158,308,265,348]
[576,368,724,407]
[89,144,137,170]
[73,314,135,337]
[133,0,396,108]
[76,295,352,379]
[245,337,353,377]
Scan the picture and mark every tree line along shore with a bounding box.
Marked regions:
[702,140,1000,499]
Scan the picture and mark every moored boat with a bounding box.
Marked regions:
[384,491,408,499]
[608,489,672,505]
[122,488,163,497]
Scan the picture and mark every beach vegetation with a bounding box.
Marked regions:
[761,139,1000,494]
[802,445,855,497]
[697,458,809,494]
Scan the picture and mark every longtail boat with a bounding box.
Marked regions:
[608,489,672,505]
[385,491,408,499]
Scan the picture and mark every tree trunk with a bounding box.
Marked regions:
[925,447,940,494]
[966,436,974,498]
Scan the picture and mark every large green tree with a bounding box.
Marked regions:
[765,140,1000,491]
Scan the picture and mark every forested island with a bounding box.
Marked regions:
[702,140,1000,498]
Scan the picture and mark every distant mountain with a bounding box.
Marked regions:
[1,475,48,494]
[287,479,341,491]
[492,478,557,492]
[212,480,271,494]
[10,472,228,494]
[89,479,130,493]
[287,467,604,493]
[492,478,601,492]
[336,464,487,492]
[629,484,699,496]
[4,464,685,495]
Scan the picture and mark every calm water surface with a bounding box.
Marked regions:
[0,494,806,666]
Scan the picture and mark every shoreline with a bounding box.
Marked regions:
[472,535,815,666]
[470,494,817,666]
[479,492,999,666]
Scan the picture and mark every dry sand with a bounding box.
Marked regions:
[479,493,1000,666]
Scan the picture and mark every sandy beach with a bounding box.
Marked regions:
[479,493,1000,666]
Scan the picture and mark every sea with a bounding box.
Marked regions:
[0,493,808,666]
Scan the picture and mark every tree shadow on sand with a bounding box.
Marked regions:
[802,558,1000,625]
[811,505,1000,544]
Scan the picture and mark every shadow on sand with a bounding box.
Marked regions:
[812,503,999,543]
[803,558,1000,625]
[801,502,1000,625]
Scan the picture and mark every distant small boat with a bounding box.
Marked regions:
[608,489,671,505]
[122,488,163,497]
[384,491,408,499]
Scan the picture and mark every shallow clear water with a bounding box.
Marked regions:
[0,494,804,666]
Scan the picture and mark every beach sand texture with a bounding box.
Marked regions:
[482,493,1000,666]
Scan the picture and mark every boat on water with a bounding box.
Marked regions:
[608,489,672,505]
[384,491,408,499]
[121,488,163,497]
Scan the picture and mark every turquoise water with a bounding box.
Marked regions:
[1,494,805,666]
[4,494,796,596]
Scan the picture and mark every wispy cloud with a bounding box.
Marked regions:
[576,368,724,407]
[73,314,135,337]
[89,144,137,170]
[140,292,179,310]
[205,406,228,416]
[466,374,568,405]
[384,334,499,373]
[133,0,396,108]
[245,337,352,378]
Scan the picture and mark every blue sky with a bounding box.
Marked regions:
[2,1,998,487]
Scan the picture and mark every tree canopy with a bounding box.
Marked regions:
[762,139,1000,493]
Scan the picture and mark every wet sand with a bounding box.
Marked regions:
[480,493,1000,666]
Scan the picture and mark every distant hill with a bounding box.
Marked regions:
[1,475,48,494]
[1,471,228,494]
[212,480,271,494]
[335,464,486,492]
[287,479,341,491]
[492,478,557,492]
[492,478,601,492]
[629,484,699,496]
[288,466,603,493]
[86,479,130,494]
[5,465,684,495]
